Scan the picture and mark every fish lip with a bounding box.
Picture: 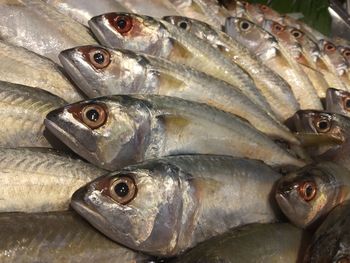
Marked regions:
[275,193,305,228]
[89,16,111,47]
[224,17,237,36]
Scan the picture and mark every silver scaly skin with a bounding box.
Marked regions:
[44,95,305,170]
[71,155,282,257]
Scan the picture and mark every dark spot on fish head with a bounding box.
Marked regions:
[298,180,317,202]
[68,102,108,130]
[258,4,269,11]
[239,20,251,31]
[78,46,111,70]
[340,47,350,63]
[271,22,285,35]
[163,16,191,31]
[321,40,337,54]
[290,29,304,39]
[104,13,134,35]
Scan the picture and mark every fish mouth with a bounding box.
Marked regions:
[89,16,111,47]
[224,17,237,37]
[275,193,306,228]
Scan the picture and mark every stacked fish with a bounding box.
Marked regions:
[1,0,350,262]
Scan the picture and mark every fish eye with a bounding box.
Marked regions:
[259,4,268,11]
[324,42,336,52]
[239,20,251,31]
[177,20,190,31]
[342,49,350,58]
[81,104,107,129]
[273,23,284,33]
[343,97,350,111]
[298,181,317,201]
[315,118,331,133]
[291,29,303,39]
[109,176,137,204]
[114,15,133,34]
[88,49,111,69]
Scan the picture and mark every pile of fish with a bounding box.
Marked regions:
[2,0,350,262]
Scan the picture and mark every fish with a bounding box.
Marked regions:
[224,0,265,24]
[0,211,150,263]
[262,20,322,110]
[44,95,305,170]
[0,0,97,64]
[225,17,321,110]
[114,0,178,17]
[275,162,350,228]
[0,40,83,103]
[0,148,105,212]
[71,155,282,257]
[303,201,350,263]
[326,88,350,117]
[171,223,304,263]
[44,0,128,26]
[88,13,273,114]
[163,15,299,120]
[0,81,66,148]
[59,45,298,144]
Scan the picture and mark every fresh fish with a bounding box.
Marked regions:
[0,40,83,103]
[71,155,282,257]
[224,0,265,24]
[0,211,150,263]
[88,13,273,113]
[0,81,66,147]
[114,0,178,17]
[44,95,305,170]
[44,0,128,26]
[166,0,230,29]
[326,88,350,116]
[225,17,321,110]
[262,20,322,110]
[171,223,304,263]
[275,162,350,228]
[163,16,299,120]
[0,0,97,64]
[303,201,350,263]
[59,45,298,143]
[0,148,105,212]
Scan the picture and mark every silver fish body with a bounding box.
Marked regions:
[44,95,304,170]
[71,155,282,257]
[59,45,298,144]
[114,0,178,17]
[0,211,150,263]
[0,40,83,102]
[0,81,66,147]
[0,0,97,64]
[171,223,304,263]
[0,148,105,212]
[88,13,272,113]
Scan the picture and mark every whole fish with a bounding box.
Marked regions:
[171,223,304,263]
[114,0,178,17]
[275,162,350,228]
[326,88,350,116]
[225,17,321,110]
[0,148,105,212]
[0,211,150,263]
[44,0,128,26]
[303,201,350,263]
[163,15,299,120]
[0,81,66,148]
[88,13,273,114]
[0,40,83,103]
[59,45,298,144]
[44,95,304,170]
[71,155,282,257]
[0,0,97,64]
[262,20,322,109]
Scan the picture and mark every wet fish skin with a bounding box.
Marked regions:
[171,223,304,263]
[326,88,350,117]
[0,40,83,103]
[0,211,150,263]
[0,81,66,148]
[71,155,282,257]
[44,95,305,170]
[59,45,298,144]
[44,0,128,26]
[0,0,97,64]
[163,15,299,120]
[303,201,350,263]
[0,148,105,212]
[275,162,350,228]
[88,13,272,113]
[114,0,178,17]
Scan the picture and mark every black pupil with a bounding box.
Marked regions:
[318,120,329,130]
[241,22,249,30]
[346,99,350,109]
[86,109,100,122]
[179,21,188,30]
[93,53,104,64]
[117,18,127,29]
[305,185,313,197]
[293,32,300,38]
[114,182,129,197]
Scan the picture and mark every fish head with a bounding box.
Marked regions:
[162,15,195,33]
[338,46,350,64]
[44,96,152,170]
[319,40,348,75]
[326,88,350,117]
[255,3,283,23]
[89,13,172,56]
[59,46,150,97]
[225,17,276,56]
[275,163,341,227]
[71,161,196,256]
